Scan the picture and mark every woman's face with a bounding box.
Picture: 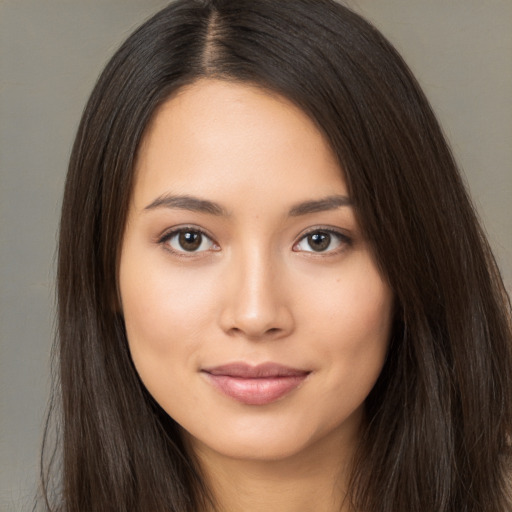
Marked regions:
[119,79,393,462]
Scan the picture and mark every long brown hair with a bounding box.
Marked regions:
[42,1,512,510]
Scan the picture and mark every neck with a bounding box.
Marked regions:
[190,427,359,512]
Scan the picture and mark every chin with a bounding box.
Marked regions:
[180,405,363,464]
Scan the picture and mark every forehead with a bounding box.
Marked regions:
[132,79,347,210]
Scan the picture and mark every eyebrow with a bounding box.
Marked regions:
[144,194,228,216]
[288,195,352,216]
[143,193,351,217]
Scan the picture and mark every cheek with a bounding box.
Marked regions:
[119,244,219,363]
[118,247,222,414]
[297,255,392,384]
[303,255,391,334]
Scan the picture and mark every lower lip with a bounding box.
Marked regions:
[203,373,309,405]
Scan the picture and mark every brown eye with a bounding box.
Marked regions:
[163,228,216,254]
[307,232,331,252]
[294,229,349,254]
[178,231,202,251]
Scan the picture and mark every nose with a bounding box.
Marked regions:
[219,249,295,341]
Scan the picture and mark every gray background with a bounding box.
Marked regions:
[1,1,510,510]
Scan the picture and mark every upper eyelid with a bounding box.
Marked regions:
[157,225,216,244]
[296,225,351,240]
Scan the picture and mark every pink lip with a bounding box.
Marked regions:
[202,363,310,405]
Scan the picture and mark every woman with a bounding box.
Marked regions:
[42,0,512,511]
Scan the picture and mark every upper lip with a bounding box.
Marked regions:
[202,362,310,378]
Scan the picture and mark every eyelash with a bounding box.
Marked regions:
[158,226,219,257]
[292,227,352,256]
[157,226,352,257]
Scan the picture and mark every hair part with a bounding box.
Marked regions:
[42,1,512,511]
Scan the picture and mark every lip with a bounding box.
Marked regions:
[201,362,311,405]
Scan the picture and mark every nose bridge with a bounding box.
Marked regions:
[220,241,293,339]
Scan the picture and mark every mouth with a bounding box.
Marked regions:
[201,362,311,405]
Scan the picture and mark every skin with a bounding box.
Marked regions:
[119,79,394,512]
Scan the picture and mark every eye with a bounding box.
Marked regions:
[293,229,350,253]
[160,228,217,254]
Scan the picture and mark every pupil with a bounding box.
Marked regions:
[308,232,330,252]
[179,231,201,251]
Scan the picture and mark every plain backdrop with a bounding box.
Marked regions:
[1,1,511,510]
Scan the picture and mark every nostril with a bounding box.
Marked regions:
[226,326,284,340]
